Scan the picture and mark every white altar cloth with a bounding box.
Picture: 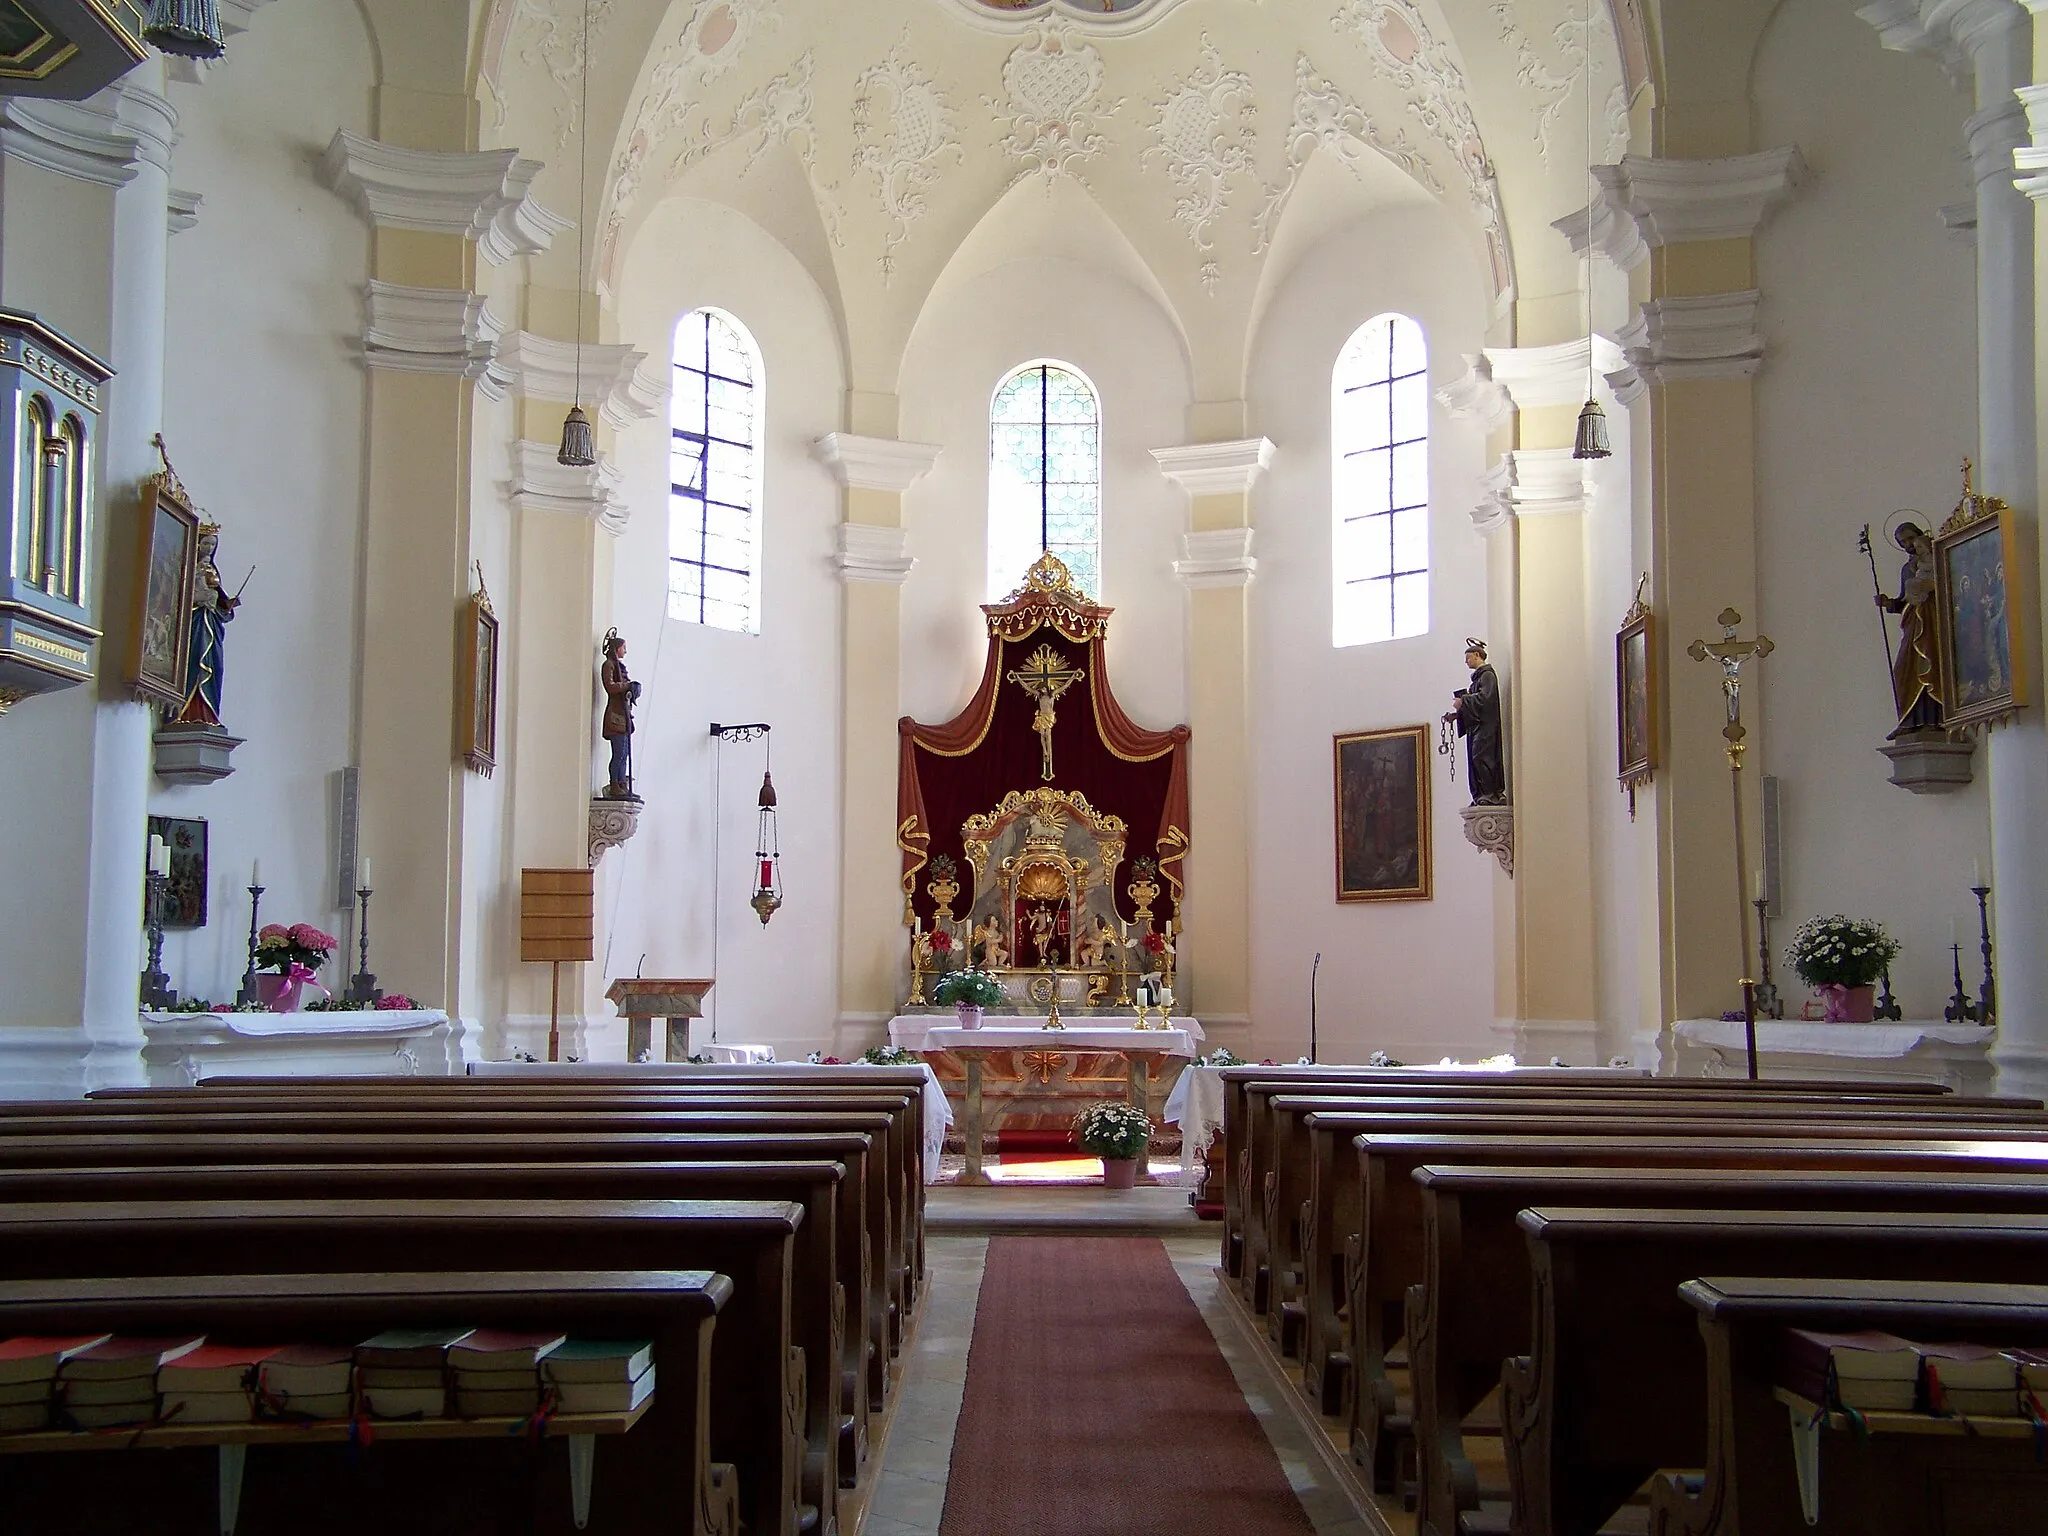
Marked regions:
[1672,1019,1991,1058]
[773,1057,951,1185]
[1668,1018,1996,1095]
[140,1008,465,1085]
[703,1042,777,1064]
[887,1018,1203,1057]
[1164,1063,1226,1172]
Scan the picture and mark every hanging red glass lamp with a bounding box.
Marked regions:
[750,768,782,925]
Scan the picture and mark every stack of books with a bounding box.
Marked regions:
[1778,1329,1922,1411]
[355,1329,474,1419]
[1920,1343,2021,1417]
[256,1345,355,1421]
[449,1331,565,1418]
[0,1336,110,1433]
[158,1345,280,1426]
[58,1337,205,1428]
[542,1340,657,1414]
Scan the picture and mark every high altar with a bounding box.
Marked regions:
[893,554,1198,1166]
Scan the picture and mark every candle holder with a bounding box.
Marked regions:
[234,882,266,1007]
[1751,897,1783,1021]
[1874,965,1903,1022]
[139,869,177,1011]
[345,883,382,1005]
[1972,883,1996,1025]
[1041,957,1065,1031]
[1943,943,1978,1023]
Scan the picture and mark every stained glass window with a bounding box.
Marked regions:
[989,362,1100,601]
[1332,314,1429,647]
[669,308,761,633]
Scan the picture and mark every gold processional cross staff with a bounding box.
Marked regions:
[1687,607,1775,1081]
[1007,643,1085,781]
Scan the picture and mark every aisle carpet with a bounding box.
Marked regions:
[937,1236,1317,1536]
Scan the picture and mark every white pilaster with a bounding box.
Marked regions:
[811,433,943,493]
[1173,528,1257,588]
[835,523,915,583]
[321,131,566,264]
[1616,292,1766,386]
[361,281,500,379]
[1149,437,1275,495]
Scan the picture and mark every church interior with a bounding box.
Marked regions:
[5,0,2048,1531]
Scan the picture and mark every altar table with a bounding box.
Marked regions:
[1669,1018,1995,1094]
[140,1009,464,1086]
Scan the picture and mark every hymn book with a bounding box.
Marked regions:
[541,1340,655,1384]
[0,1335,110,1387]
[1777,1329,1922,1411]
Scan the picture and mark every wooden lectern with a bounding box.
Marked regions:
[605,977,716,1063]
[520,868,593,1062]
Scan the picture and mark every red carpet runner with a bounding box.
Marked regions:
[938,1236,1317,1536]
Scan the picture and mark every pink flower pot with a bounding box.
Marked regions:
[1820,984,1876,1023]
[954,1003,984,1031]
[255,973,304,1013]
[1101,1156,1140,1190]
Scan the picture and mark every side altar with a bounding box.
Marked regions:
[893,554,1199,1163]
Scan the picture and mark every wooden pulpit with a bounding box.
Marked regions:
[605,977,715,1063]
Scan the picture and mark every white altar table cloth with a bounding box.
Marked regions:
[887,1018,1203,1056]
[1671,1019,1991,1058]
[1164,1063,1226,1173]
[779,1057,951,1185]
[703,1042,776,1064]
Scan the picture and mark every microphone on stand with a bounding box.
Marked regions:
[1310,953,1322,1065]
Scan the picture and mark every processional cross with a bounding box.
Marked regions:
[1008,643,1084,781]
[1687,608,1775,1080]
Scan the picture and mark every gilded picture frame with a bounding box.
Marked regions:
[459,586,499,777]
[146,814,207,929]
[1334,725,1433,903]
[128,475,199,712]
[1616,593,1656,815]
[1934,494,2026,733]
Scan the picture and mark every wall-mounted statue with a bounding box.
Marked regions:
[600,629,640,801]
[1444,638,1506,805]
[172,522,240,728]
[1874,521,1943,736]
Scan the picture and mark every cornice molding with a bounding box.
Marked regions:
[1150,437,1276,496]
[1617,291,1765,386]
[1550,196,1649,270]
[1,79,174,189]
[1473,449,1594,536]
[167,187,202,235]
[510,439,628,536]
[1858,0,2027,81]
[322,131,566,263]
[2013,84,2048,199]
[493,330,654,426]
[1592,149,1806,248]
[1174,528,1257,589]
[362,281,499,379]
[811,433,943,493]
[1448,337,1632,416]
[835,522,915,584]
[1437,356,1514,430]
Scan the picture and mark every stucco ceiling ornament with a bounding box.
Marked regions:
[501,0,617,147]
[1484,3,1631,168]
[1254,53,1440,256]
[854,36,965,281]
[600,0,781,277]
[986,25,1124,188]
[1334,0,1514,301]
[668,49,845,248]
[1140,32,1256,294]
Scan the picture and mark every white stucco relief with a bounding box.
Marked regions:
[1255,53,1441,256]
[500,0,619,147]
[854,36,965,280]
[669,49,845,248]
[987,25,1124,188]
[1141,33,1256,293]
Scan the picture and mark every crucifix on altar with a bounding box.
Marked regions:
[1007,642,1085,781]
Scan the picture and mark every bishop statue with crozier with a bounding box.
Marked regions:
[1444,639,1506,805]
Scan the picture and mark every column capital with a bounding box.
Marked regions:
[509,439,628,536]
[812,433,942,493]
[1617,291,1765,386]
[1173,528,1256,588]
[835,523,915,584]
[1450,337,1633,416]
[1858,0,2028,80]
[1550,195,1650,271]
[321,131,569,265]
[493,330,660,426]
[1588,149,1806,249]
[1150,437,1275,496]
[2011,84,2048,199]
[1,76,176,189]
[1472,449,1588,537]
[362,280,501,379]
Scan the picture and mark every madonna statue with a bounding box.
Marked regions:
[172,524,238,727]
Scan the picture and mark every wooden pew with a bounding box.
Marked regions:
[1345,1132,2048,1494]
[1411,1166,2048,1536]
[0,1199,810,1536]
[1650,1277,2048,1536]
[0,1159,854,1514]
[1282,1093,2048,1410]
[0,1268,734,1536]
[1504,1207,2048,1536]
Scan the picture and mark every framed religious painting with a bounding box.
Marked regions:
[1615,588,1655,815]
[146,814,207,928]
[1934,481,2026,733]
[1333,725,1432,902]
[458,582,499,777]
[128,473,199,712]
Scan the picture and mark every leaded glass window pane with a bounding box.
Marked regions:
[669,309,762,633]
[987,363,1102,602]
[1332,315,1430,647]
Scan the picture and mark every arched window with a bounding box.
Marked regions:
[669,308,761,633]
[989,362,1100,601]
[1332,314,1429,646]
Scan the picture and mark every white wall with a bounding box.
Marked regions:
[1753,0,1988,1018]
[603,195,847,1058]
[1245,203,1498,1064]
[150,4,376,1003]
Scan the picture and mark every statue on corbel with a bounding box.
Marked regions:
[149,436,246,786]
[590,627,644,864]
[1442,638,1513,876]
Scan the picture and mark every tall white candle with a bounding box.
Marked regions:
[1973,857,1985,888]
[1752,869,1765,904]
[359,856,372,890]
[149,834,168,876]
[251,858,261,887]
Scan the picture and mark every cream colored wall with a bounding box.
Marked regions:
[1244,203,1497,1064]
[601,193,847,1058]
[1752,0,1988,1017]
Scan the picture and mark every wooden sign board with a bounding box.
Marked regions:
[520,868,593,963]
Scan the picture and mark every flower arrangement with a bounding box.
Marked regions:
[805,1051,847,1065]
[1785,915,1900,989]
[374,993,419,1011]
[862,1045,921,1066]
[1138,931,1168,965]
[1199,1046,1244,1067]
[1366,1050,1405,1068]
[928,927,955,965]
[255,923,337,974]
[1073,1099,1152,1161]
[933,969,1005,1009]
